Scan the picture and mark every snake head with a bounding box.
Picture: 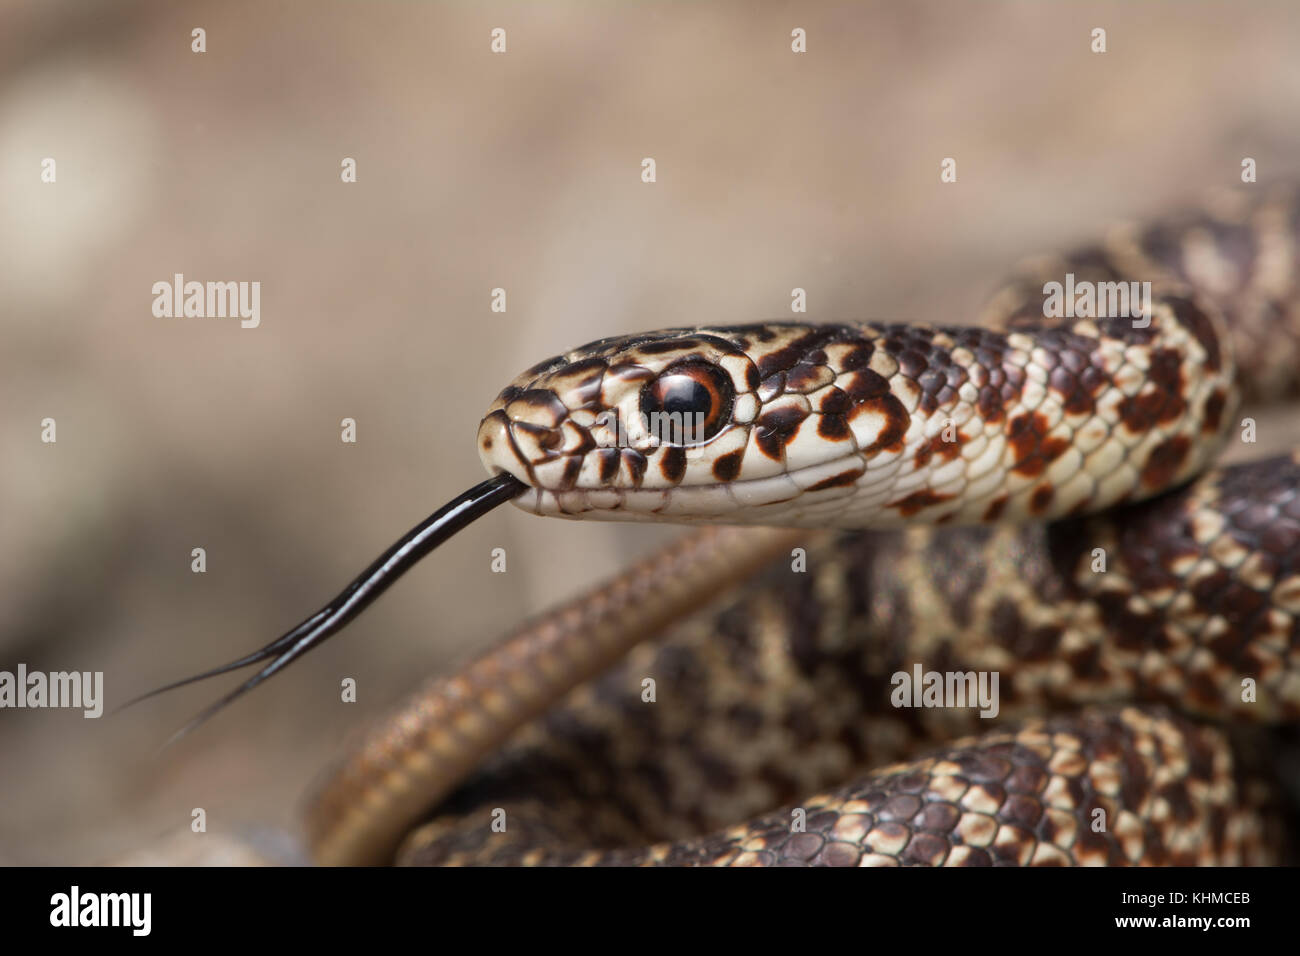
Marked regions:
[477,324,907,524]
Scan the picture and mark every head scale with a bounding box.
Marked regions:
[477,323,894,524]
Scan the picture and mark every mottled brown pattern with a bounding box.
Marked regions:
[399,710,1269,867]
[387,455,1300,865]
[310,190,1300,866]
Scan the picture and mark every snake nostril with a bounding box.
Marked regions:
[477,410,530,477]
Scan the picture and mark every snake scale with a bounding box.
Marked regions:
[163,187,1300,866]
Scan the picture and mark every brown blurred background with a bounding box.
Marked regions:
[2,0,1299,864]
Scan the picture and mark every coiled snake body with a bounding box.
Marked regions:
[288,189,1300,865]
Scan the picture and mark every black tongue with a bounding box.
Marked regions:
[119,472,527,748]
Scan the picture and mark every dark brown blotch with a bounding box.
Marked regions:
[896,348,928,379]
[712,448,744,482]
[1140,435,1191,489]
[559,455,582,489]
[1064,641,1102,678]
[621,448,647,484]
[548,356,608,406]
[1007,412,1070,477]
[757,337,812,378]
[912,431,964,470]
[1049,364,1097,416]
[659,446,686,484]
[754,405,810,460]
[1202,389,1227,435]
[838,343,873,371]
[1117,348,1186,432]
[889,488,952,517]
[997,602,1066,663]
[596,448,621,483]
[817,414,852,441]
[807,468,864,492]
[1167,295,1222,372]
[818,387,852,416]
[605,363,657,386]
[976,386,1005,424]
[850,394,909,454]
[841,368,891,403]
[785,363,829,393]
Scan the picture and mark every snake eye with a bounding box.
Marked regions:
[640,362,734,445]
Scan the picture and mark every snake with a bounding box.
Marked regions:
[142,186,1300,866]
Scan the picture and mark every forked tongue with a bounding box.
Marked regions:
[118,473,526,748]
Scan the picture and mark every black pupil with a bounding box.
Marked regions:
[641,363,733,445]
[658,375,711,417]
